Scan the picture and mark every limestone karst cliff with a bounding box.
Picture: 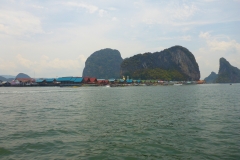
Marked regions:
[120,46,200,81]
[215,58,240,83]
[82,48,123,79]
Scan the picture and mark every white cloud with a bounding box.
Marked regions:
[0,58,17,73]
[199,32,240,52]
[140,2,198,25]
[16,54,35,68]
[0,10,43,36]
[204,0,217,2]
[41,55,83,70]
[31,5,47,10]
[107,7,117,11]
[77,55,86,63]
[98,9,107,17]
[156,35,192,41]
[199,32,211,39]
[112,17,118,21]
[208,40,240,52]
[64,2,98,13]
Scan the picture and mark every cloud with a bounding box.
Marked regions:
[0,10,43,36]
[16,54,35,68]
[98,9,107,17]
[204,0,217,2]
[156,35,192,41]
[199,32,211,39]
[64,2,98,13]
[199,32,240,53]
[31,5,47,10]
[77,55,86,63]
[112,17,118,21]
[0,58,17,73]
[140,2,198,25]
[107,7,117,11]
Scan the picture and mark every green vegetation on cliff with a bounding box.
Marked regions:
[130,68,186,81]
[83,48,123,79]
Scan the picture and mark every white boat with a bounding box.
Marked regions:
[105,85,110,87]
[174,83,182,86]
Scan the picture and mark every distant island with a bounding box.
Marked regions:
[204,58,240,83]
[204,72,218,83]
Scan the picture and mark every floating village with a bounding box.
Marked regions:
[0,76,206,87]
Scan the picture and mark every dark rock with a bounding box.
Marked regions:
[120,46,200,80]
[215,58,240,83]
[82,48,123,79]
[204,72,218,83]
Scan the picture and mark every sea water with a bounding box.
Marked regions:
[0,84,240,159]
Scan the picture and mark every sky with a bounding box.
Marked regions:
[0,0,240,79]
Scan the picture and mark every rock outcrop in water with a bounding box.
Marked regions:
[82,48,123,79]
[120,46,200,80]
[215,58,240,83]
[204,72,218,83]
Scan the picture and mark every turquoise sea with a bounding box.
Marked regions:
[0,84,240,159]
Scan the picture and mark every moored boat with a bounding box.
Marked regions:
[174,83,182,86]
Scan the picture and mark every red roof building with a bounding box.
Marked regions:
[89,77,97,84]
[83,77,90,83]
[16,78,35,83]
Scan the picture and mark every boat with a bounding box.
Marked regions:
[174,83,182,86]
[105,85,110,87]
[183,81,197,85]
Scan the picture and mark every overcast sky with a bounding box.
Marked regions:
[0,0,240,79]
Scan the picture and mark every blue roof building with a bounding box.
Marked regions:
[57,77,83,84]
[36,79,45,83]
[57,77,73,82]
[74,77,83,83]
[45,78,56,83]
[126,79,133,83]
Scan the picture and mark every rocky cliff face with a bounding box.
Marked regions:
[215,58,240,83]
[121,46,200,80]
[204,72,218,83]
[82,48,123,79]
